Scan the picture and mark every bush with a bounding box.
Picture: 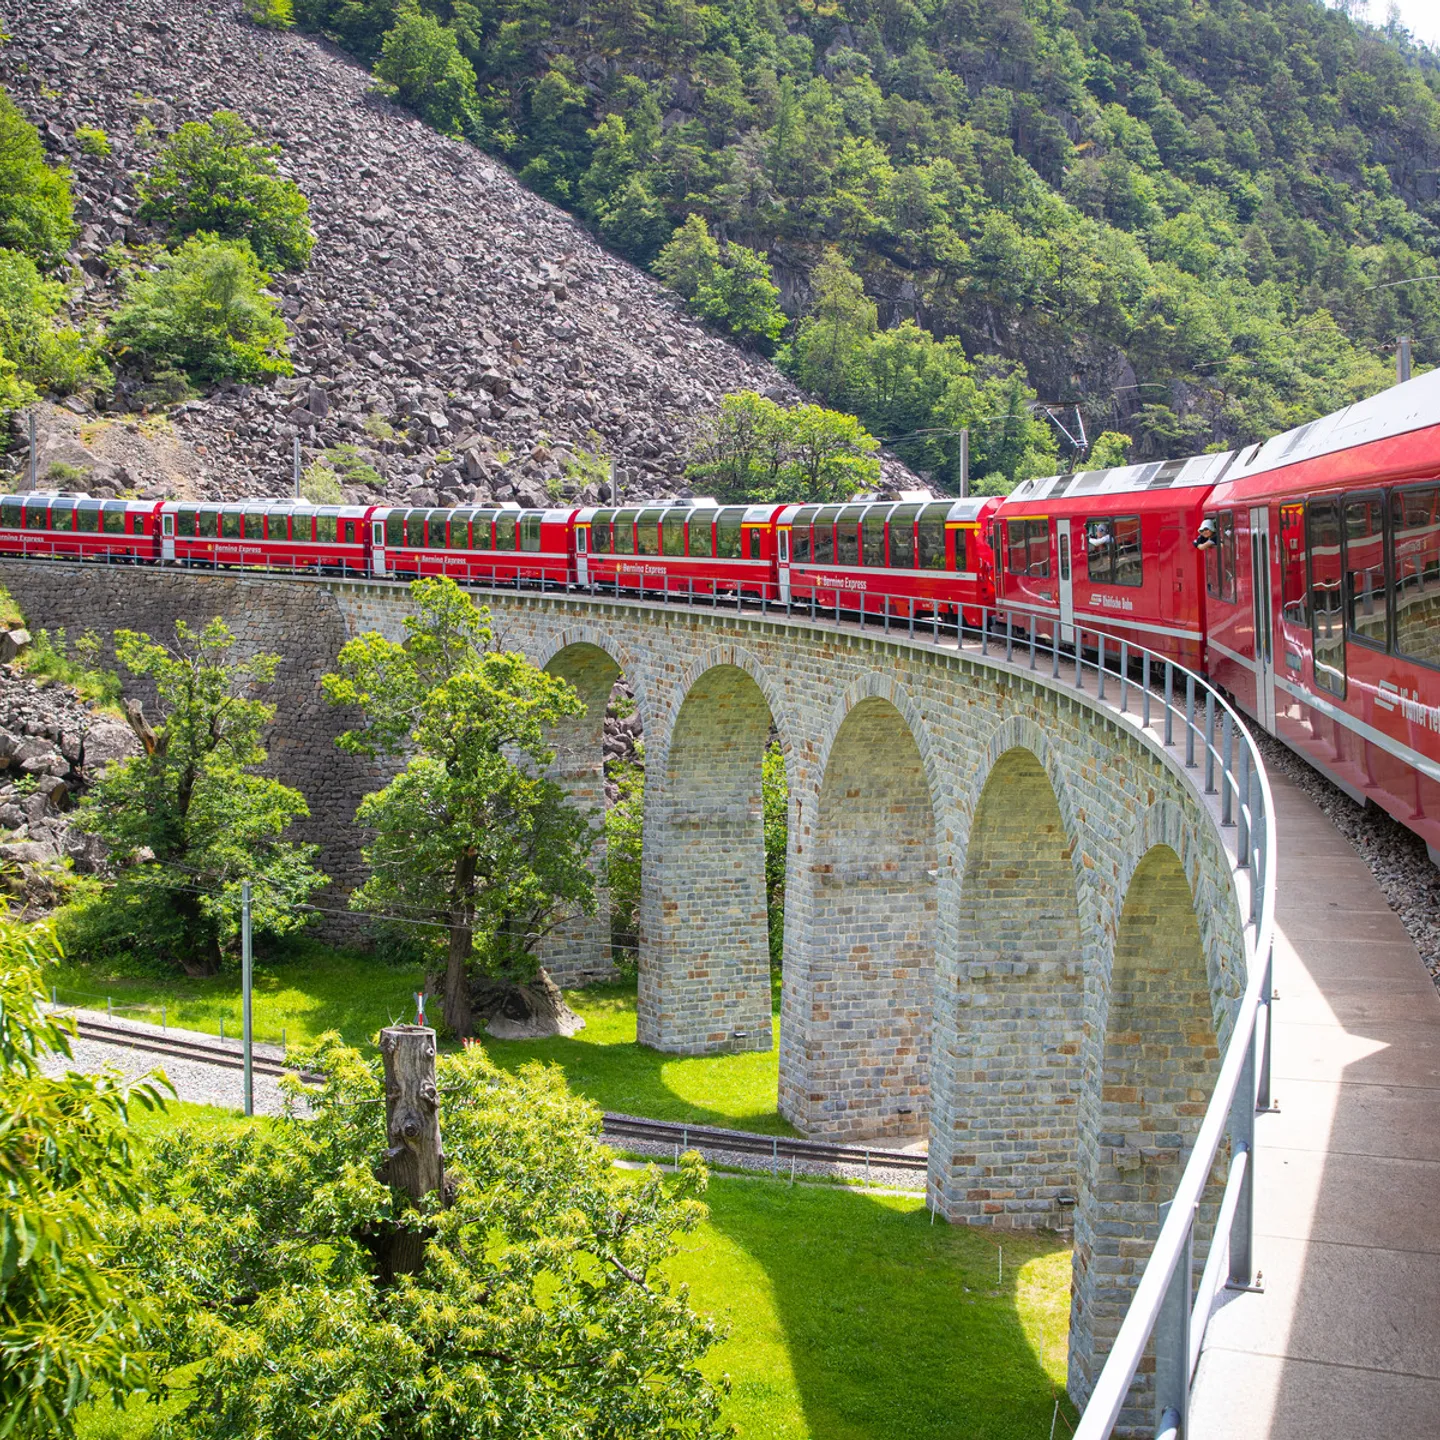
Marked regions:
[137,111,313,271]
[20,627,123,709]
[300,458,343,503]
[242,0,295,28]
[73,126,111,157]
[654,215,785,350]
[0,89,77,269]
[108,234,293,385]
[0,248,109,398]
[375,3,481,137]
[326,441,385,487]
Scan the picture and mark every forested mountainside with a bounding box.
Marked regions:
[296,0,1440,486]
[1,0,877,506]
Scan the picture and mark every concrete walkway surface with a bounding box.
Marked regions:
[1189,771,1440,1437]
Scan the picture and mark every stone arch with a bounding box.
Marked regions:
[930,725,1088,1227]
[1067,810,1238,1417]
[636,651,782,1055]
[779,684,940,1140]
[529,637,636,986]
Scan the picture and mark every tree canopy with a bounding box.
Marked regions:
[323,578,597,1037]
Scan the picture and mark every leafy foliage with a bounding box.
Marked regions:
[761,740,786,972]
[655,214,785,349]
[70,618,327,976]
[1086,430,1134,469]
[323,578,597,1036]
[242,0,295,29]
[687,390,880,503]
[326,441,385,487]
[603,752,643,951]
[109,1038,727,1439]
[300,458,344,503]
[108,234,292,384]
[0,88,76,270]
[375,1,480,138]
[0,248,108,399]
[72,127,111,158]
[0,922,167,1438]
[136,111,313,271]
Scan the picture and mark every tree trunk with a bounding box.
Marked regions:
[377,1024,445,1279]
[441,852,478,1038]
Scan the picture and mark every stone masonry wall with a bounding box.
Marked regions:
[0,561,1252,1416]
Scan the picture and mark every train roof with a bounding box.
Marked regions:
[775,496,989,523]
[1006,450,1237,504]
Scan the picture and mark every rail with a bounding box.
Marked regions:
[10,551,1275,1433]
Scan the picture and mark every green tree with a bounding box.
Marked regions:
[778,401,881,501]
[137,111,313,271]
[0,248,108,399]
[108,235,292,384]
[376,2,481,138]
[0,89,76,269]
[70,619,327,976]
[653,212,721,301]
[603,752,643,950]
[1086,430,1133,469]
[762,740,786,971]
[786,246,876,404]
[0,923,167,1438]
[323,578,597,1037]
[654,215,784,348]
[112,1037,726,1439]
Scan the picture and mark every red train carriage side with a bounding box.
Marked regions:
[994,455,1231,669]
[0,493,163,563]
[779,497,999,619]
[1202,372,1440,865]
[375,505,574,586]
[574,502,783,600]
[161,501,372,575]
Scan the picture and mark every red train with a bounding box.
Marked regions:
[1,369,1436,864]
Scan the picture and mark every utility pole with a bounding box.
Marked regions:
[957,428,970,500]
[241,880,254,1117]
[1398,336,1413,383]
[293,435,302,497]
[26,411,37,493]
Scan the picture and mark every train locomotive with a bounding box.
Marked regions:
[1,367,1436,864]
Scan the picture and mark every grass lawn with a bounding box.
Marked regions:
[78,1106,1074,1440]
[51,947,795,1133]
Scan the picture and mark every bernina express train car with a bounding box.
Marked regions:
[375,504,574,586]
[778,497,999,620]
[160,500,374,575]
[1201,370,1440,865]
[573,502,784,600]
[0,493,163,562]
[993,454,1232,669]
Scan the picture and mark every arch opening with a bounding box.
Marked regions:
[781,696,937,1140]
[932,745,1085,1227]
[638,663,777,1055]
[1068,842,1223,1416]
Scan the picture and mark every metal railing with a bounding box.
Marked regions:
[11,551,1274,1434]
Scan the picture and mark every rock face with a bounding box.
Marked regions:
[0,0,918,505]
[470,970,586,1041]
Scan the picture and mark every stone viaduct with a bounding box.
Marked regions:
[0,560,1252,1414]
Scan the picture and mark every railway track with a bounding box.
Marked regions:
[66,1013,930,1175]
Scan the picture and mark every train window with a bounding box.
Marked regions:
[918,510,950,570]
[449,510,472,548]
[77,502,101,534]
[198,510,219,539]
[790,507,817,563]
[50,504,74,533]
[715,509,745,559]
[589,510,613,554]
[1392,484,1440,669]
[520,513,543,552]
[244,509,269,539]
[294,513,315,543]
[689,513,713,557]
[1005,519,1050,578]
[1279,504,1308,627]
[472,510,495,549]
[1205,511,1237,602]
[662,511,688,557]
[613,509,636,553]
[24,502,47,531]
[489,513,513,551]
[888,504,920,568]
[748,528,762,560]
[0,499,20,529]
[316,513,338,543]
[386,513,404,547]
[954,527,969,572]
[220,511,241,539]
[103,504,130,535]
[637,508,663,556]
[1343,494,1388,650]
[811,506,838,564]
[1084,516,1143,586]
[862,509,887,566]
[174,507,195,537]
[1307,499,1347,699]
[423,511,446,548]
[837,505,864,565]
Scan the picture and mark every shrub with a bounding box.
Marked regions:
[326,442,384,487]
[0,89,77,268]
[300,458,343,503]
[73,126,111,157]
[108,234,292,385]
[137,111,313,271]
[0,248,109,398]
[375,2,481,138]
[654,215,784,350]
[242,0,295,28]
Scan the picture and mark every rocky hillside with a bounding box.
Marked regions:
[0,0,916,508]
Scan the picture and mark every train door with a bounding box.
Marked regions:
[161,511,175,563]
[777,526,791,604]
[371,519,388,577]
[1057,518,1075,645]
[575,524,589,587]
[1250,506,1276,731]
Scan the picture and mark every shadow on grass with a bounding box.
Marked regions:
[680,1179,1077,1440]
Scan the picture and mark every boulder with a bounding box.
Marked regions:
[83,716,141,771]
[472,969,585,1040]
[0,630,31,664]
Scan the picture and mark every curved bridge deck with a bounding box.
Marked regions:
[1190,771,1440,1437]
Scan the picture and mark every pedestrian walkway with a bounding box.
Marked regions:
[1189,770,1440,1437]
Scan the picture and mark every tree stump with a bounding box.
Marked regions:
[377,1024,444,1277]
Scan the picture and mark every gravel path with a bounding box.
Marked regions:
[1257,733,1440,987]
